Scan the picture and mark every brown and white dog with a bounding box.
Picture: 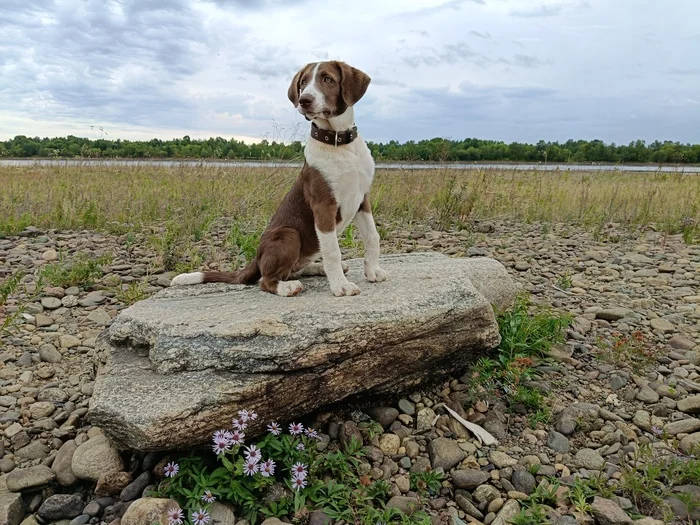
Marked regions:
[171,60,387,296]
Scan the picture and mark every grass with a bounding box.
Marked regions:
[468,295,572,428]
[0,165,699,240]
[595,330,661,372]
[41,252,112,288]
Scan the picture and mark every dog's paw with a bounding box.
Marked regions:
[331,279,361,297]
[365,265,387,283]
[277,280,304,297]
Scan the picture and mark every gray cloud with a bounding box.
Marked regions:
[469,30,491,39]
[510,4,563,17]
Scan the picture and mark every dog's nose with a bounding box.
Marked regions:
[299,94,314,108]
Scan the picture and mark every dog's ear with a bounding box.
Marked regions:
[337,62,371,106]
[287,64,310,107]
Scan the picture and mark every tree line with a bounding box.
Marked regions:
[1,134,699,164]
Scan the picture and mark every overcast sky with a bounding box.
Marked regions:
[1,0,698,144]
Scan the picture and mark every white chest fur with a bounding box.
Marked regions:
[304,134,375,233]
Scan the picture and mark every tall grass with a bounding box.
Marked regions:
[0,164,698,237]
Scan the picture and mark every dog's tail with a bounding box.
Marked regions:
[170,260,261,287]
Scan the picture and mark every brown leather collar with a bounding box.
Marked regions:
[310,122,358,146]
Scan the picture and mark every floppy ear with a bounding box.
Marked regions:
[337,62,371,106]
[287,65,309,107]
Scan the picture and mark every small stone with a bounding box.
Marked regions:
[596,308,633,321]
[669,335,695,350]
[59,335,81,349]
[395,474,410,494]
[6,465,56,492]
[547,431,570,454]
[650,318,674,333]
[0,493,24,525]
[452,469,491,490]
[41,297,62,310]
[95,471,131,497]
[72,435,124,482]
[473,484,501,504]
[38,494,84,520]
[428,438,466,471]
[29,401,56,419]
[386,496,420,514]
[680,433,700,455]
[366,407,399,430]
[455,494,483,520]
[416,407,436,432]
[52,440,79,486]
[590,496,632,524]
[489,451,517,469]
[35,314,53,327]
[378,434,401,455]
[666,418,700,436]
[0,458,15,473]
[39,344,62,363]
[398,399,415,416]
[514,261,530,271]
[405,441,420,459]
[15,440,50,461]
[610,375,628,390]
[41,249,58,261]
[87,309,112,326]
[574,449,605,470]
[511,470,536,495]
[678,396,700,414]
[491,499,520,525]
[121,498,180,525]
[69,516,90,525]
[636,385,660,404]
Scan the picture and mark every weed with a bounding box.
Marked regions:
[114,280,148,305]
[595,331,660,372]
[410,469,444,496]
[357,420,383,441]
[226,221,262,267]
[340,223,358,250]
[40,252,112,288]
[556,272,572,290]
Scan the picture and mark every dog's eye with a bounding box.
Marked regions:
[324,76,333,83]
[300,79,307,86]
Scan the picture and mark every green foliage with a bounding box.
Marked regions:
[469,295,571,428]
[155,417,429,525]
[113,280,148,305]
[358,420,383,441]
[496,294,572,361]
[410,469,444,496]
[4,135,700,163]
[595,330,660,371]
[40,252,112,288]
[226,222,262,264]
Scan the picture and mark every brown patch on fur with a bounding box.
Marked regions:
[203,163,338,294]
[358,194,371,214]
[288,61,371,117]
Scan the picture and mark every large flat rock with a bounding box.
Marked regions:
[88,252,518,451]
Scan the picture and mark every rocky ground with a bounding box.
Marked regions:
[0,219,699,524]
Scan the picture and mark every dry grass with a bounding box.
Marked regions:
[1,164,698,238]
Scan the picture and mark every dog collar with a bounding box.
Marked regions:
[310,122,358,146]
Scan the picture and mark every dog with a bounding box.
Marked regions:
[171,60,387,297]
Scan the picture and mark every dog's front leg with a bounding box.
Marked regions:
[355,195,387,283]
[314,206,360,296]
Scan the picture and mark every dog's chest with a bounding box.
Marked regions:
[305,138,375,232]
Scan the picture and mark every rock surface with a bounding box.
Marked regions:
[89,253,517,449]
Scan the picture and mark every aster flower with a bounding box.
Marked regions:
[164,462,179,478]
[260,458,276,477]
[213,429,233,443]
[237,409,250,422]
[297,443,305,451]
[304,428,319,439]
[212,439,231,455]
[244,444,262,463]
[291,474,307,490]
[167,507,184,525]
[289,422,304,435]
[244,458,260,476]
[291,462,308,479]
[232,418,247,431]
[229,430,245,446]
[191,508,211,525]
[267,422,281,435]
[248,410,258,420]
[201,490,216,504]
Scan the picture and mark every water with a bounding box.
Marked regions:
[0,158,698,172]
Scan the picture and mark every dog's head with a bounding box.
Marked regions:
[287,61,371,120]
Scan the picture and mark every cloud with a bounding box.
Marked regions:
[469,30,491,39]
[510,4,563,17]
